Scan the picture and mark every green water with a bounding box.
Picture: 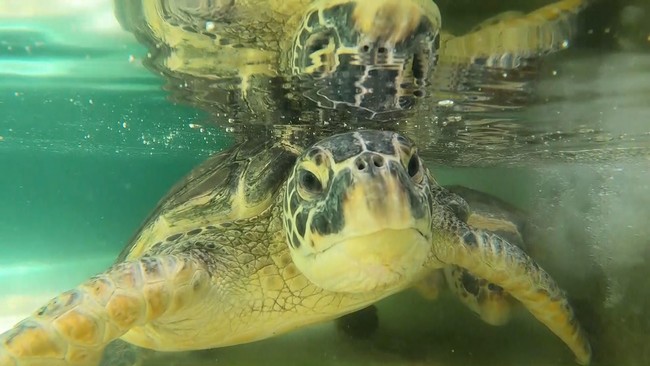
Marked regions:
[0,90,226,260]
[1,1,650,366]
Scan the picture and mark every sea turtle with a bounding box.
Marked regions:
[114,0,591,125]
[0,130,591,366]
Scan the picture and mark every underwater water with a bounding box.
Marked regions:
[0,0,649,365]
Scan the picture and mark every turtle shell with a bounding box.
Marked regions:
[117,138,299,261]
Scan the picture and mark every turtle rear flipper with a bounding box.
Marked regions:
[443,266,515,326]
[432,226,592,365]
[99,340,142,366]
[0,255,211,366]
[335,305,379,340]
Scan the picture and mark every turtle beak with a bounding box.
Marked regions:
[341,152,431,237]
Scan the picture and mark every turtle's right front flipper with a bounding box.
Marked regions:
[430,221,592,365]
[0,255,210,366]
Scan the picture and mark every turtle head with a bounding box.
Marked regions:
[290,0,441,115]
[283,130,434,293]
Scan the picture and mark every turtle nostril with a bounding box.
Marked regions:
[372,155,384,167]
[356,160,366,170]
[355,154,385,171]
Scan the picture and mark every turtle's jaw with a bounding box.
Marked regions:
[299,228,430,294]
[290,0,441,114]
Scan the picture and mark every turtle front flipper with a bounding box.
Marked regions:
[431,227,592,365]
[0,255,210,366]
[439,0,590,67]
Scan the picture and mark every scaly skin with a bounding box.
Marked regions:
[0,256,212,366]
[432,225,592,365]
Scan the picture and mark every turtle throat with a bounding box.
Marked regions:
[294,228,430,294]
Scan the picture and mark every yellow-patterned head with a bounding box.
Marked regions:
[290,0,441,114]
[283,130,434,293]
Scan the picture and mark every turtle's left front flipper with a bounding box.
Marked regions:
[431,225,592,365]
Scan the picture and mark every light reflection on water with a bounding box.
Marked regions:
[2,1,647,165]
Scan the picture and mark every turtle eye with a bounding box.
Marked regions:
[305,31,331,56]
[298,169,323,195]
[407,153,424,183]
[301,29,337,76]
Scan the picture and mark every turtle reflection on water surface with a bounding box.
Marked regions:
[0,131,591,366]
[115,0,592,129]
